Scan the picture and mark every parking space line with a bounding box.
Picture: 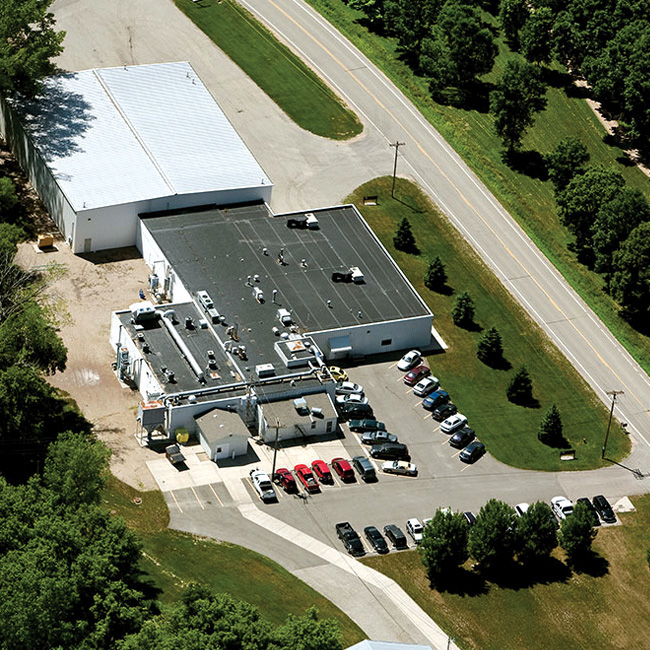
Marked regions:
[208,483,223,507]
[190,486,205,509]
[275,486,284,499]
[450,450,461,458]
[405,388,413,394]
[440,438,448,445]
[168,490,183,514]
[460,464,472,472]
[331,473,341,487]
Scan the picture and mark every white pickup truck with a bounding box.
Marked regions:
[249,469,276,503]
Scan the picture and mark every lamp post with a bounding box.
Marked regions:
[390,140,406,197]
[602,390,624,459]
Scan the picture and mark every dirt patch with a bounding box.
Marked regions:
[15,239,158,491]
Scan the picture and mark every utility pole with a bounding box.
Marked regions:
[390,140,406,197]
[271,418,281,477]
[602,390,624,459]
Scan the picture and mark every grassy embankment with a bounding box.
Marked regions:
[103,475,366,645]
[347,177,629,470]
[174,0,361,140]
[308,0,650,375]
[363,493,650,649]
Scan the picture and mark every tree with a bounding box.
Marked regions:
[347,0,389,32]
[384,0,443,67]
[477,326,503,367]
[558,500,597,563]
[499,0,530,48]
[0,222,25,257]
[393,216,418,253]
[592,187,650,277]
[451,291,475,328]
[556,166,625,256]
[506,366,533,404]
[610,221,650,327]
[545,137,590,192]
[521,6,554,64]
[424,256,447,291]
[0,0,66,97]
[0,177,22,223]
[468,499,518,569]
[516,501,557,563]
[490,60,547,152]
[538,403,564,446]
[419,509,469,582]
[274,606,343,650]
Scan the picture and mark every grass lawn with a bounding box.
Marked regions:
[173,0,361,140]
[306,0,650,375]
[347,177,629,470]
[362,494,650,650]
[103,475,366,644]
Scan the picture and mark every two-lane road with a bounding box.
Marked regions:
[238,0,650,468]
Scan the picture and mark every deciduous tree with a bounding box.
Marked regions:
[498,0,529,48]
[516,501,557,563]
[490,60,547,152]
[419,509,469,582]
[545,137,590,192]
[468,499,518,569]
[521,6,554,64]
[558,500,597,563]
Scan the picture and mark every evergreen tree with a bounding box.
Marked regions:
[477,326,503,367]
[506,366,533,404]
[393,217,418,253]
[451,291,475,328]
[538,403,564,446]
[424,256,447,291]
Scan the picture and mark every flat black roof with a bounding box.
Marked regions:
[141,203,430,367]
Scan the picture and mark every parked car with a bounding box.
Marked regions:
[381,460,418,476]
[294,464,320,493]
[406,518,424,544]
[273,467,297,493]
[440,413,468,434]
[335,393,369,406]
[449,427,475,449]
[422,390,450,411]
[165,444,186,466]
[459,441,485,463]
[361,430,398,445]
[576,497,601,527]
[352,456,377,482]
[463,511,476,526]
[329,366,348,382]
[397,349,421,371]
[311,459,333,484]
[431,402,457,422]
[404,364,431,386]
[364,526,389,554]
[592,495,616,523]
[348,418,386,433]
[249,468,276,502]
[336,522,364,557]
[339,402,373,419]
[551,496,574,520]
[515,503,530,517]
[370,442,410,461]
[383,524,408,549]
[413,376,440,397]
[335,381,364,395]
[331,457,355,482]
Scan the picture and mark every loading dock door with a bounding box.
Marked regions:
[328,335,352,360]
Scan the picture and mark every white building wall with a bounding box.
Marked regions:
[309,314,432,360]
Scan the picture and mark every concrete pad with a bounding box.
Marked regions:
[146,452,222,491]
[614,496,635,513]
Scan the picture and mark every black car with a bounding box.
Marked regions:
[449,427,476,449]
[463,511,476,526]
[364,526,389,554]
[339,402,373,419]
[459,441,485,463]
[432,402,457,422]
[576,497,601,527]
[370,442,410,461]
[348,418,386,433]
[592,495,616,523]
[352,456,377,482]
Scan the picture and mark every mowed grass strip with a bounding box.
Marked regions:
[347,177,629,470]
[174,0,361,140]
[103,476,366,644]
[362,494,650,650]
[307,0,650,373]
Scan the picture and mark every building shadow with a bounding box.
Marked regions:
[78,246,143,264]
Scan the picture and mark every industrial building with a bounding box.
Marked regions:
[0,62,271,253]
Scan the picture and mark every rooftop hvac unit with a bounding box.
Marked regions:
[311,407,323,417]
[350,266,364,283]
[130,301,157,323]
[196,290,214,311]
[305,213,319,229]
[253,287,264,303]
[277,308,291,326]
[207,308,220,323]
[255,363,275,378]
[199,319,208,329]
[293,397,309,415]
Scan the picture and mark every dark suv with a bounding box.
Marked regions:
[369,442,410,461]
[339,402,373,420]
[383,524,408,549]
[352,456,377,482]
[592,495,616,523]
[449,427,475,449]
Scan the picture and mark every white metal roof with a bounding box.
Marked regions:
[12,62,271,212]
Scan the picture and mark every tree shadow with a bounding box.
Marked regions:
[569,550,610,577]
[432,79,495,114]
[538,432,571,449]
[430,283,454,296]
[503,149,548,181]
[431,566,489,596]
[564,83,591,100]
[616,154,636,167]
[541,68,572,90]
[481,556,571,590]
[480,355,512,371]
[509,395,541,409]
[457,320,483,333]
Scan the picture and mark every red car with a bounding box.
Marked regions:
[331,457,355,482]
[273,467,297,493]
[294,464,320,493]
[404,364,431,386]
[311,459,333,484]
